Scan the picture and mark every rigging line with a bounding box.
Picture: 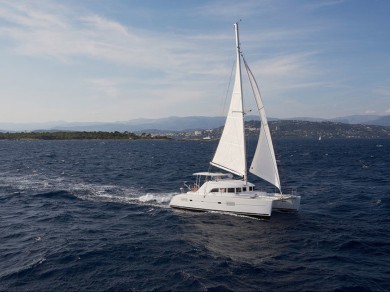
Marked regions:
[222,59,236,116]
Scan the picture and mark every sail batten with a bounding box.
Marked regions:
[210,162,244,177]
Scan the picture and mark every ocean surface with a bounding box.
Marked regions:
[0,138,389,291]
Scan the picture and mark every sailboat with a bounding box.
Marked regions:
[169,23,300,217]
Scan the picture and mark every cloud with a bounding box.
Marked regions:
[244,51,330,95]
[0,3,168,64]
[365,110,377,114]
[0,1,239,89]
[0,2,69,29]
[374,86,390,97]
[254,53,315,77]
[88,78,123,98]
[304,0,346,10]
[195,1,267,18]
[0,4,138,63]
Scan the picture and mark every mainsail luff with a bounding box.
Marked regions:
[210,22,247,179]
[243,58,281,191]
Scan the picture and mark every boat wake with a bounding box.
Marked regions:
[138,193,173,204]
[0,173,175,208]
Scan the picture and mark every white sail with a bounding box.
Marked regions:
[244,59,281,191]
[211,23,246,177]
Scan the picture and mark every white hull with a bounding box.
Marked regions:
[272,195,301,213]
[170,191,300,218]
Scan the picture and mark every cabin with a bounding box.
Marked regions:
[182,172,256,195]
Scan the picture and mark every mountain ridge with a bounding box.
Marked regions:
[1,114,389,132]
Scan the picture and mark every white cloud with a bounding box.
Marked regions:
[88,78,123,98]
[374,86,390,97]
[244,51,330,97]
[195,1,267,18]
[253,53,314,77]
[0,2,69,29]
[0,3,166,64]
[304,0,346,10]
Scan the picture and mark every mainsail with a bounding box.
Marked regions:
[244,59,281,191]
[211,23,246,178]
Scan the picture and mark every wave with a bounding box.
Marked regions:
[33,190,77,200]
[0,257,46,280]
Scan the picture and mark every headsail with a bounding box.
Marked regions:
[243,58,281,191]
[211,23,247,178]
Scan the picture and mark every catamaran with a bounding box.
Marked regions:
[169,22,300,217]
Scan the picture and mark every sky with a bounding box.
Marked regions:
[0,0,389,123]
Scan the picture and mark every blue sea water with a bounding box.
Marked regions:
[0,138,389,291]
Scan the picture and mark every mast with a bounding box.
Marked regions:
[234,22,248,183]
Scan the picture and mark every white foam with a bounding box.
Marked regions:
[0,172,175,208]
[138,193,174,204]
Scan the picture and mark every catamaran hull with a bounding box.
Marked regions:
[272,195,301,212]
[170,192,301,217]
[170,193,274,217]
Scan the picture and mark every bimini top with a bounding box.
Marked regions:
[193,172,233,178]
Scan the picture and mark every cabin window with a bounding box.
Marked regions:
[242,187,247,191]
[220,188,226,193]
[228,188,235,193]
[210,188,219,193]
[236,188,242,193]
[249,186,254,191]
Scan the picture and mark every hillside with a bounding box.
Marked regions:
[1,120,389,140]
[1,114,389,132]
[175,120,390,140]
[0,131,171,140]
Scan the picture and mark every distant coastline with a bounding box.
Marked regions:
[1,114,389,133]
[0,120,389,140]
[174,120,390,140]
[0,131,171,141]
